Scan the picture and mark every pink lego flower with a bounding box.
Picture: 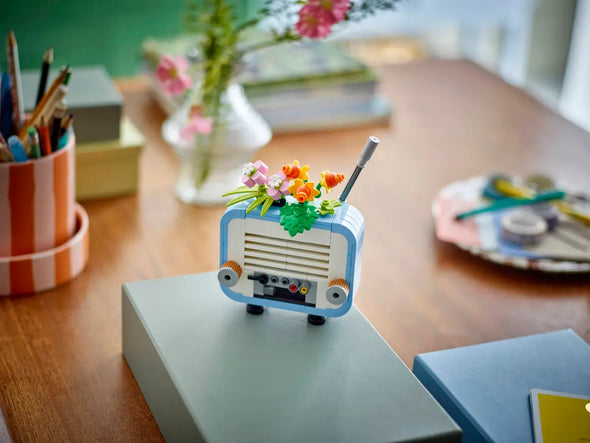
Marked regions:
[295,4,333,39]
[308,0,351,23]
[179,113,214,141]
[241,160,269,187]
[156,55,192,96]
[266,172,291,200]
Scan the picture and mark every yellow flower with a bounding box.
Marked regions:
[288,179,320,202]
[282,160,310,181]
[320,170,345,192]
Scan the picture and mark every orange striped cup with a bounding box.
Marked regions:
[0,135,76,257]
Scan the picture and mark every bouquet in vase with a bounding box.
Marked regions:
[157,0,399,203]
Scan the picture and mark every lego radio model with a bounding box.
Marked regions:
[217,136,379,325]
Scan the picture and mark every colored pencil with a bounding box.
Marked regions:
[36,47,53,106]
[6,31,24,131]
[37,117,51,156]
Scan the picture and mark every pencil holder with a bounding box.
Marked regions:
[0,134,89,295]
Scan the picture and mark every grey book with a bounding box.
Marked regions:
[122,272,461,442]
[22,65,122,143]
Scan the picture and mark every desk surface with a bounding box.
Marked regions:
[1,60,589,441]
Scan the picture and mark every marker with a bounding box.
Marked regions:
[36,47,53,106]
[27,126,41,159]
[339,136,380,203]
[7,135,28,162]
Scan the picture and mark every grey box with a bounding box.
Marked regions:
[122,272,461,443]
[22,66,122,143]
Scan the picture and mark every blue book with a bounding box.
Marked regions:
[413,330,590,443]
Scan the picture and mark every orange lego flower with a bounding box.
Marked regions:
[288,179,320,202]
[282,160,310,181]
[320,170,345,192]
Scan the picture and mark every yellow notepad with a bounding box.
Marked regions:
[530,389,590,442]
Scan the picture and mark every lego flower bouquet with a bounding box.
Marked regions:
[224,159,346,236]
[158,0,398,204]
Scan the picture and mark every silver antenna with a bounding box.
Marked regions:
[338,136,380,202]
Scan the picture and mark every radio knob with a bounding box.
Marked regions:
[218,261,242,287]
[326,279,349,305]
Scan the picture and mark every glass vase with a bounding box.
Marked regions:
[162,83,272,205]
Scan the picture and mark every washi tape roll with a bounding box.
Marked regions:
[501,210,548,246]
[531,203,560,231]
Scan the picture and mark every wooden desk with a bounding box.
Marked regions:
[1,60,589,441]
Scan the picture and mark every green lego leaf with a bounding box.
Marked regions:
[246,195,267,213]
[279,201,320,237]
[222,185,253,196]
[225,185,267,207]
[260,196,275,216]
[317,199,342,216]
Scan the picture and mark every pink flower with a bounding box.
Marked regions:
[308,0,351,23]
[266,172,291,200]
[295,4,333,39]
[156,55,192,96]
[180,113,213,140]
[241,161,269,187]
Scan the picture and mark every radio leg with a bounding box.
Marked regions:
[307,314,326,326]
[246,304,264,315]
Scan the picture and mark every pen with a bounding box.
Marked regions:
[36,47,53,106]
[455,190,566,220]
[50,102,66,151]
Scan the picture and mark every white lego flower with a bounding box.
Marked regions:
[267,174,283,189]
[242,162,256,176]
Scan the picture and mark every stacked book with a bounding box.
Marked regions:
[143,37,391,133]
[22,66,143,200]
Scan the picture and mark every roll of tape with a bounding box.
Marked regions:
[501,210,548,245]
[531,203,560,231]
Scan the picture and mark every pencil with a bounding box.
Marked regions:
[19,65,68,139]
[6,31,24,132]
[38,116,51,156]
[35,47,53,106]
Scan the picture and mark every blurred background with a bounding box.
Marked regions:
[3,0,589,131]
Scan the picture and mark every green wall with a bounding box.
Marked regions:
[2,1,258,77]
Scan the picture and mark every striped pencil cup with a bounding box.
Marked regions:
[0,134,90,295]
